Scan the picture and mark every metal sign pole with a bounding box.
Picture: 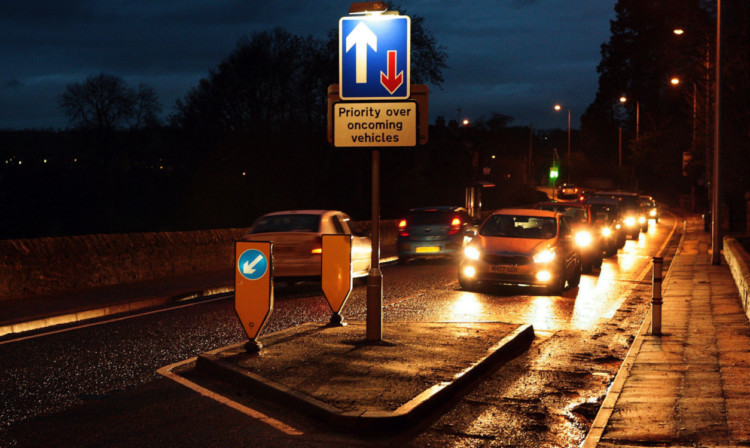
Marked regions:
[366,149,383,341]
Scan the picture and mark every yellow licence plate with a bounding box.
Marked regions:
[416,246,440,253]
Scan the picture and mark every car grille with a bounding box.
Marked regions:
[481,254,532,265]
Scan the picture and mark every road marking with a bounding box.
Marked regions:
[157,359,304,436]
[0,293,233,346]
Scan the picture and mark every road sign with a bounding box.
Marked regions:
[333,101,417,147]
[327,84,429,146]
[321,234,353,314]
[235,242,273,341]
[339,15,410,100]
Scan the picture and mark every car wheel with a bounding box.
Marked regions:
[568,258,582,288]
[593,254,603,269]
[582,260,593,274]
[546,269,565,295]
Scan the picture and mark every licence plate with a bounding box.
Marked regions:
[490,264,518,274]
[416,246,440,253]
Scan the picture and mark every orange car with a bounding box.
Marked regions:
[458,208,582,295]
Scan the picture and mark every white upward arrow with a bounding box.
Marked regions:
[243,254,264,275]
[346,21,377,84]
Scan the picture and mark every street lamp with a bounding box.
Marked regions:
[618,96,640,161]
[553,104,571,182]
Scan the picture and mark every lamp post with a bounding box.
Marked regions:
[618,96,640,168]
[553,104,571,182]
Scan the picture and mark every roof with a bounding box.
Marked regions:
[258,210,339,216]
[492,208,558,218]
[408,206,465,213]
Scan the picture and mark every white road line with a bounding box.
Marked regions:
[156,359,304,436]
[0,293,232,346]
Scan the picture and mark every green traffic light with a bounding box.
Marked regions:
[550,167,559,179]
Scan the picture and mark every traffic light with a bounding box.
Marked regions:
[549,166,559,180]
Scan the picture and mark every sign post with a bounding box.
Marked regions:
[334,4,425,341]
[235,242,273,352]
[322,234,354,326]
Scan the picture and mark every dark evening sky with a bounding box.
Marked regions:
[0,1,615,131]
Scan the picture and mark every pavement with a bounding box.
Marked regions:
[3,215,750,444]
[583,215,750,447]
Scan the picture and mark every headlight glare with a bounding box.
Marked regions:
[533,248,555,263]
[574,230,593,247]
[624,216,636,226]
[601,227,612,237]
[464,246,480,260]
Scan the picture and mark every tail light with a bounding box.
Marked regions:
[398,219,409,237]
[311,237,322,255]
[448,216,462,235]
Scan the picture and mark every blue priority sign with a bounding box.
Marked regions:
[339,15,410,100]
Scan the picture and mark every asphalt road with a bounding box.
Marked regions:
[0,214,681,447]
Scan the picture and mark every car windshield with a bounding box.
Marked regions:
[536,205,588,223]
[250,214,320,233]
[406,211,456,225]
[480,215,557,239]
[590,204,616,224]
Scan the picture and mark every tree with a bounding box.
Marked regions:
[580,0,712,194]
[58,73,162,133]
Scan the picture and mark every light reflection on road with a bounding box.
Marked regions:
[439,216,673,332]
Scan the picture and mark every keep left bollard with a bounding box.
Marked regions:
[651,257,663,335]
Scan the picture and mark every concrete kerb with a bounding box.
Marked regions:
[0,286,234,338]
[195,323,535,433]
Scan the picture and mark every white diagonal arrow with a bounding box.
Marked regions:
[243,254,264,275]
[346,21,377,84]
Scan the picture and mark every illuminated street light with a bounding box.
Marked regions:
[619,96,640,147]
[673,28,685,35]
[462,118,470,126]
[670,77,681,85]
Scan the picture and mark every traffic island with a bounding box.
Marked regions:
[192,321,534,433]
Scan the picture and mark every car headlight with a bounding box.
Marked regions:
[574,230,593,247]
[601,227,612,237]
[533,248,555,263]
[624,216,636,227]
[464,246,481,260]
[649,209,657,217]
[638,216,646,224]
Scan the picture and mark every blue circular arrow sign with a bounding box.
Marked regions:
[238,249,268,281]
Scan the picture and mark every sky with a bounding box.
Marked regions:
[0,1,616,131]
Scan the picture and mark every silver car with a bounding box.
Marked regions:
[244,210,371,280]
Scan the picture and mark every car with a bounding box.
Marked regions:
[243,210,371,281]
[588,202,623,256]
[396,206,472,264]
[640,195,660,223]
[533,201,603,272]
[458,208,582,295]
[556,184,591,202]
[590,191,648,237]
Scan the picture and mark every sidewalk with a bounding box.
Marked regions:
[584,216,750,447]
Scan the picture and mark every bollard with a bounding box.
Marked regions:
[651,257,664,335]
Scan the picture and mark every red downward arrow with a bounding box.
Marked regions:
[380,50,403,94]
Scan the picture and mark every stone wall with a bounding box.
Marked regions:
[0,220,398,301]
[724,236,750,321]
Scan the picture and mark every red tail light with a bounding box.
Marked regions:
[398,219,409,237]
[311,237,322,255]
[448,217,462,235]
